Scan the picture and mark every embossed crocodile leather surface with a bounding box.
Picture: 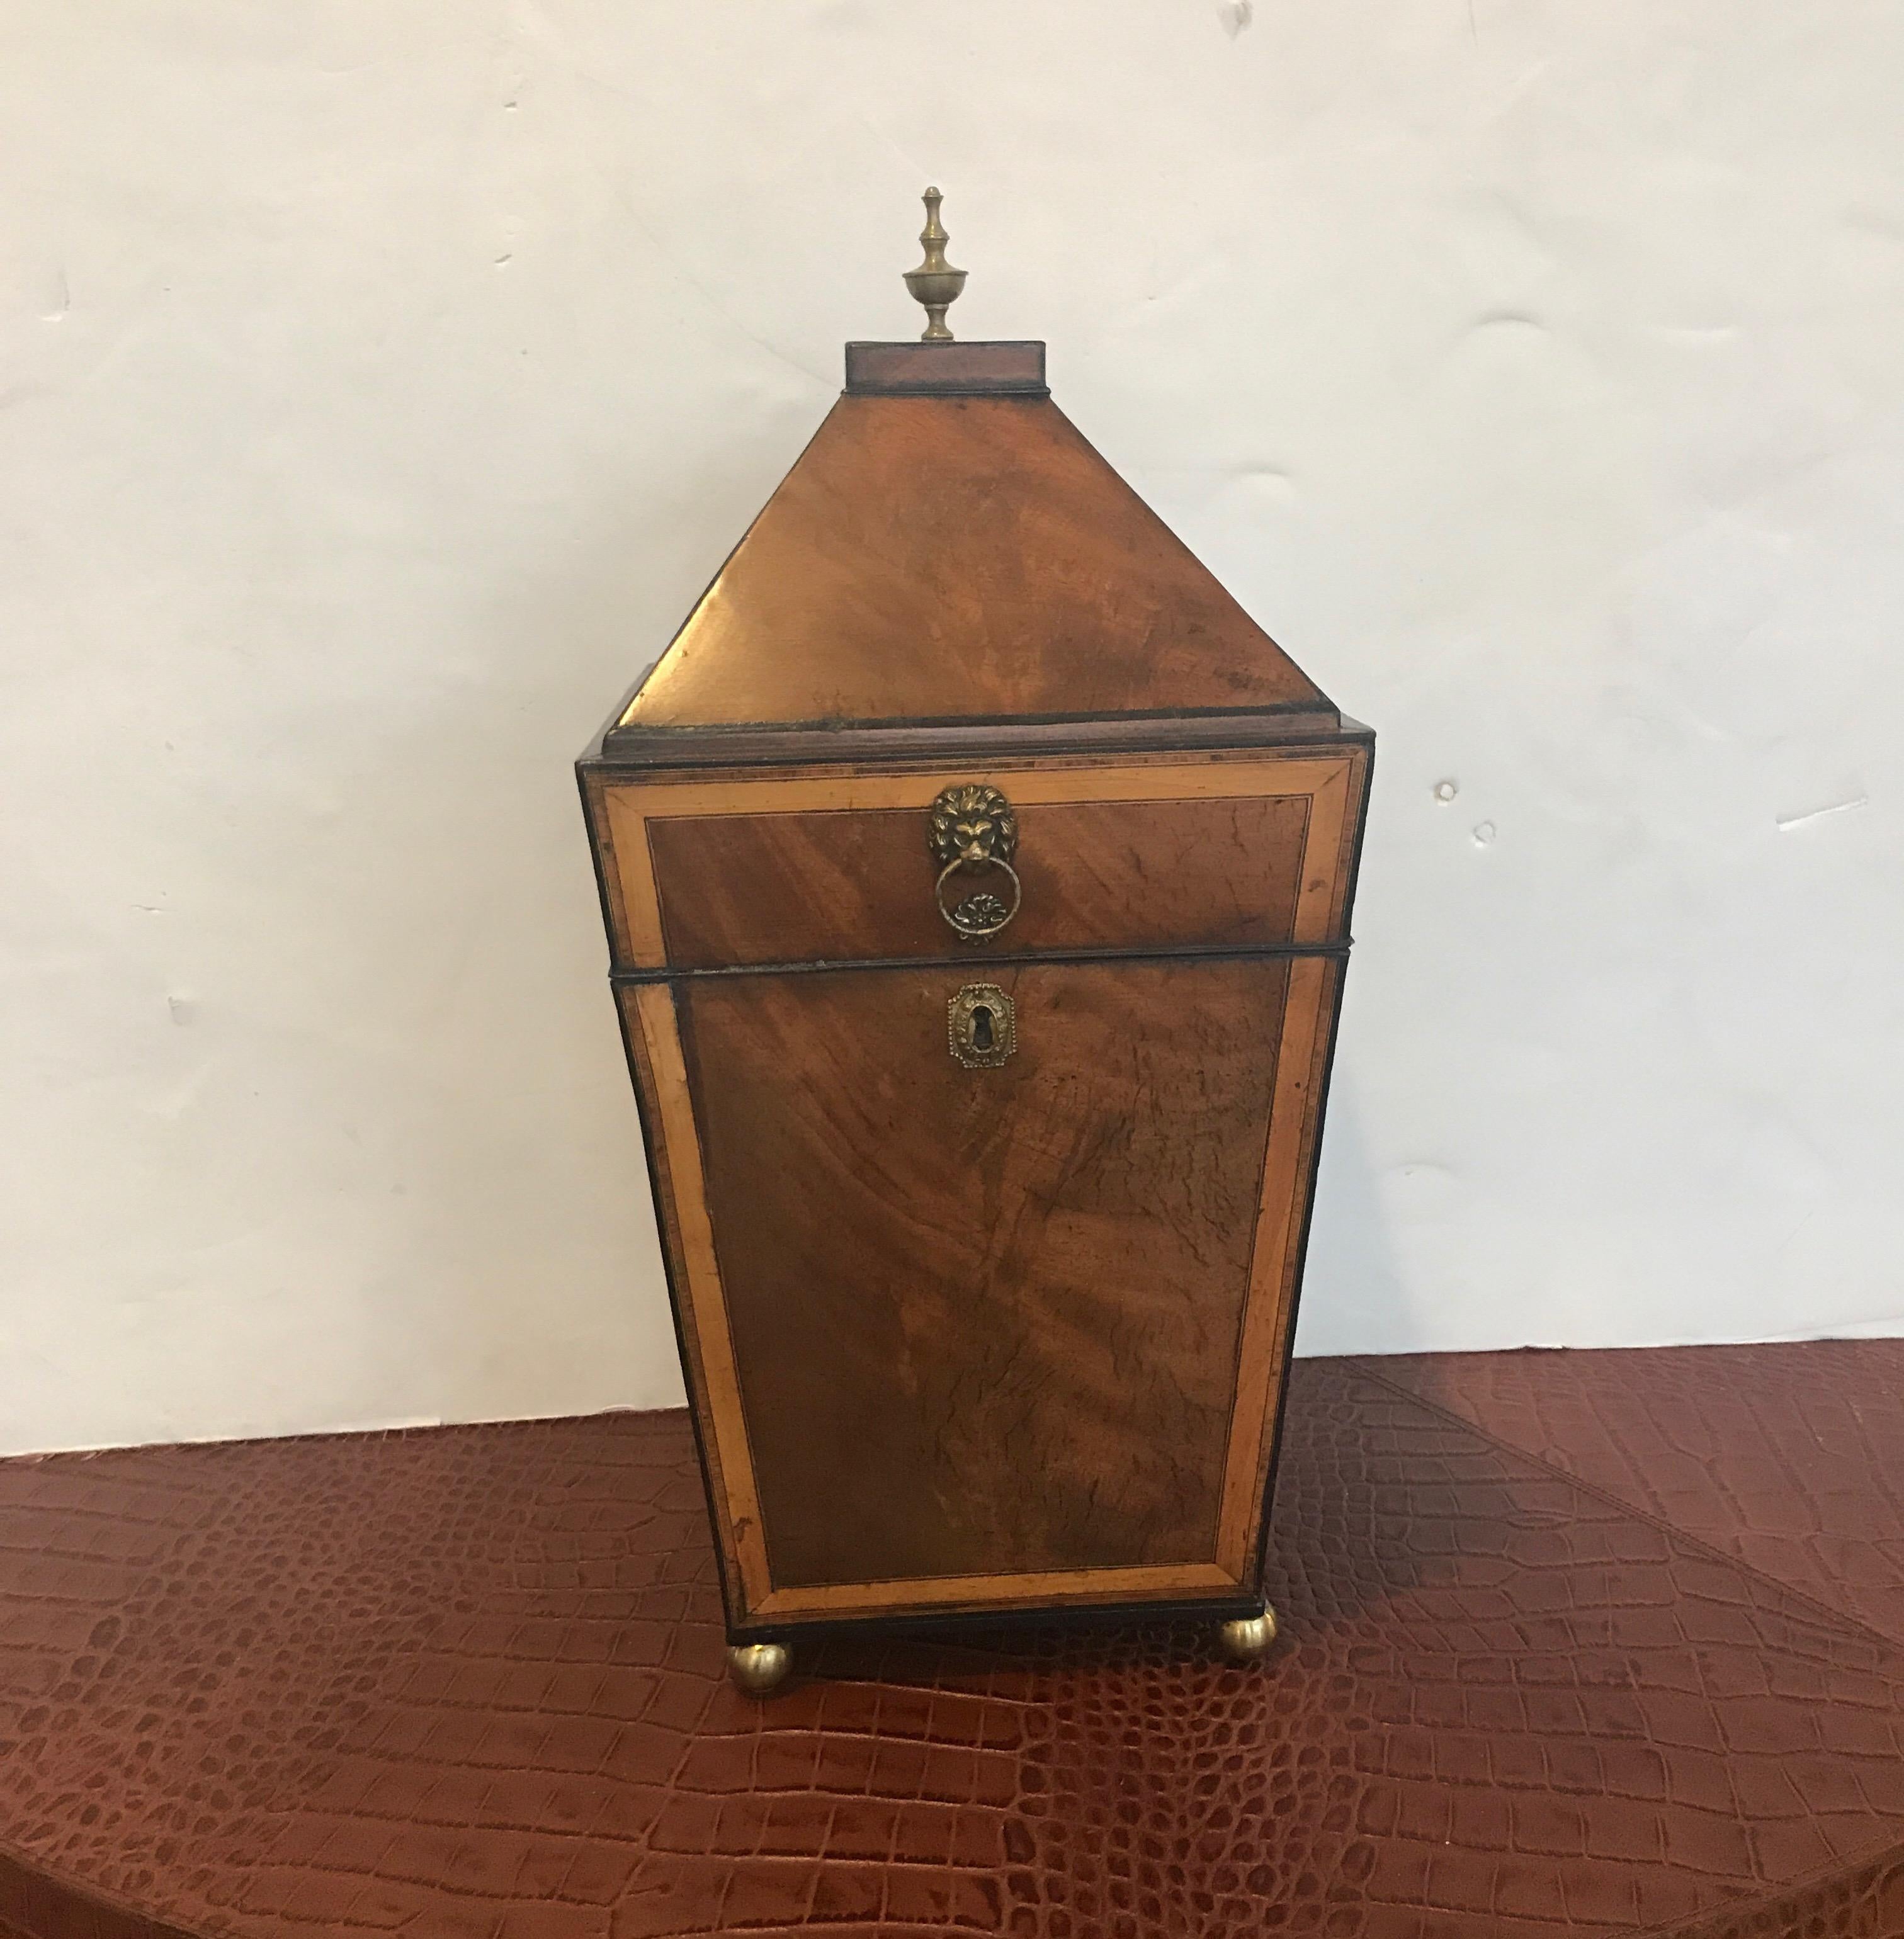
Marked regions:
[3,1349,1904,1936]
[1364,1342,1904,1649]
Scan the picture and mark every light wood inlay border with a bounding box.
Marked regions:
[599,755,1356,971]
[627,984,773,1609]
[1215,955,1336,1577]
[751,1563,1237,1620]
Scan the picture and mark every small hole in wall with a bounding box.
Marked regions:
[1472,822,1497,847]
[1434,779,1458,803]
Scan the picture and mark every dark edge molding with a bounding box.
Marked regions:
[609,939,1354,986]
[593,708,1364,773]
[841,383,1052,400]
[574,764,621,974]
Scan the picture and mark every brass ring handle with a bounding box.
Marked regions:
[934,856,1022,941]
[927,784,1021,941]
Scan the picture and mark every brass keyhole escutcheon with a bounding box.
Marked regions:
[927,784,1021,942]
[948,983,1016,1068]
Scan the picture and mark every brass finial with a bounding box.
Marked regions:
[902,186,966,342]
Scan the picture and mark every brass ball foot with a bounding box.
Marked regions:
[727,1641,791,1695]
[1217,1605,1278,1664]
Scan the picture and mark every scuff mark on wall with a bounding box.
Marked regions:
[1776,796,1869,832]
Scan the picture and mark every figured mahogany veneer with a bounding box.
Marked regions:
[616,393,1333,734]
[4,1344,1904,1938]
[591,748,1364,971]
[645,791,1313,969]
[681,958,1289,1590]
[621,950,1340,1630]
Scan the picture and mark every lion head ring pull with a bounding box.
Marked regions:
[927,784,1021,941]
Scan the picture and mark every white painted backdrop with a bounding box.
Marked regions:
[4,2,1901,1455]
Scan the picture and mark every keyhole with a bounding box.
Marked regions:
[970,1005,994,1053]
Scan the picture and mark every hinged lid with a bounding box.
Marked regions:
[599,192,1340,769]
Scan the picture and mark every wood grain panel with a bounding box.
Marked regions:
[599,752,1359,969]
[620,395,1334,730]
[676,958,1288,1593]
[649,792,1310,968]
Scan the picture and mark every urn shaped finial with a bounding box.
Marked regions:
[902,186,966,341]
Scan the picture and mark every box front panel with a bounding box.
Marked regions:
[681,957,1287,1593]
[619,949,1345,1629]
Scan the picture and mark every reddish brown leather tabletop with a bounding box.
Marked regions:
[4,1345,1903,1938]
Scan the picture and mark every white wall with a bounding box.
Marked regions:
[4,2,1901,1455]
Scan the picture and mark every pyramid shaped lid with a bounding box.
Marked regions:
[603,200,1339,766]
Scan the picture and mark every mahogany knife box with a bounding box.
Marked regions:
[578,337,1373,1669]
